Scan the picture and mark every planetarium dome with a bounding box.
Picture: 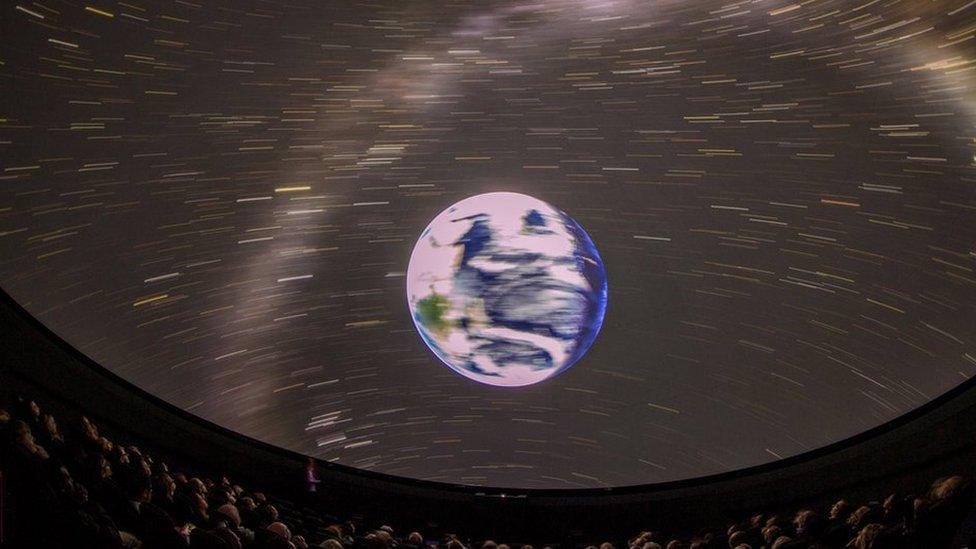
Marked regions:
[2,2,976,546]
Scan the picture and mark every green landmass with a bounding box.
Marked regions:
[416,292,452,336]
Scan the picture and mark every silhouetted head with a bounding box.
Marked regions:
[850,523,884,549]
[793,509,824,538]
[215,503,241,528]
[829,499,851,521]
[847,506,876,531]
[267,522,292,541]
[761,525,781,546]
[931,475,969,503]
[727,531,749,548]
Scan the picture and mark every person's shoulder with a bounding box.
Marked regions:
[140,500,175,522]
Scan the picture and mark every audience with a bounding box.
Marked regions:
[1,390,973,549]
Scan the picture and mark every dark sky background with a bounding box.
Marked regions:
[1,0,975,489]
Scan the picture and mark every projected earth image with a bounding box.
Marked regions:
[407,193,608,387]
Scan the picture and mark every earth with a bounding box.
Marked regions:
[406,192,608,387]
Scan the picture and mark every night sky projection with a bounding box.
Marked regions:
[1,0,975,489]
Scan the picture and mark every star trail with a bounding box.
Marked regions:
[1,0,975,489]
